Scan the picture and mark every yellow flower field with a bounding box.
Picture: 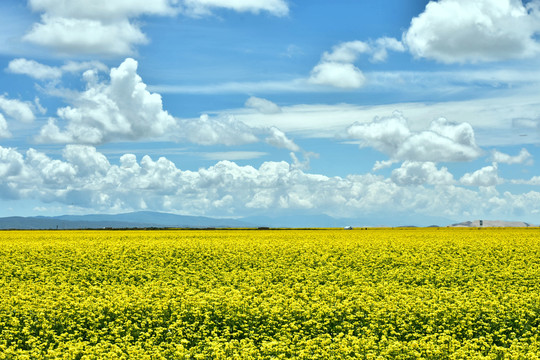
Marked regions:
[0,228,539,359]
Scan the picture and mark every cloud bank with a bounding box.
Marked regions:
[0,145,537,220]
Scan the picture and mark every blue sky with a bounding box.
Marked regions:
[1,0,540,225]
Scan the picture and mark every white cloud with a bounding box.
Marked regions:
[26,148,76,187]
[37,58,176,144]
[391,161,455,186]
[371,37,406,62]
[460,162,502,187]
[28,0,175,19]
[265,126,300,152]
[289,151,318,171]
[321,39,405,64]
[512,176,540,185]
[7,58,108,80]
[177,115,298,149]
[2,145,540,221]
[34,97,47,115]
[152,66,540,96]
[346,112,482,162]
[198,90,540,148]
[309,62,366,89]
[0,95,36,123]
[245,96,281,114]
[63,145,110,177]
[321,41,371,63]
[404,0,540,63]
[23,0,177,56]
[0,146,24,178]
[31,58,301,148]
[61,60,109,74]
[0,114,11,138]
[372,159,397,171]
[308,38,404,89]
[492,148,533,165]
[178,114,258,146]
[24,16,148,56]
[23,0,287,56]
[7,58,62,80]
[182,0,289,17]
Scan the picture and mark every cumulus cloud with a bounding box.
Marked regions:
[0,147,24,180]
[245,96,281,114]
[308,38,404,89]
[391,161,455,186]
[309,62,366,89]
[24,15,149,56]
[31,58,299,148]
[36,58,176,144]
[2,145,539,220]
[0,96,36,123]
[63,145,110,177]
[346,111,482,162]
[404,0,540,63]
[460,162,502,187]
[178,114,258,146]
[265,126,300,152]
[492,148,533,165]
[26,148,76,187]
[22,0,178,56]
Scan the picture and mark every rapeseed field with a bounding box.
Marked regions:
[0,228,539,359]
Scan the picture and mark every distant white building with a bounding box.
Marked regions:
[344,226,353,230]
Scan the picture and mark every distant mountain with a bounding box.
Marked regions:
[0,216,147,230]
[55,211,252,228]
[449,220,536,227]
[0,211,252,230]
[0,211,462,229]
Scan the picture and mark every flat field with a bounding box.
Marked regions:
[0,228,539,359]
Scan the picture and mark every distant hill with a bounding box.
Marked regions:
[0,211,252,230]
[0,211,461,229]
[7,211,520,230]
[449,220,536,228]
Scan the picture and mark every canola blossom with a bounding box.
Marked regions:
[0,228,539,359]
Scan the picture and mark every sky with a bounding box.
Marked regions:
[1,0,540,225]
